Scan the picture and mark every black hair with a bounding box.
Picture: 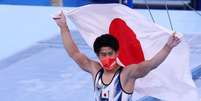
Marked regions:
[93,34,119,55]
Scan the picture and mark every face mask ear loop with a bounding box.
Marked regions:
[116,57,125,67]
[98,59,104,67]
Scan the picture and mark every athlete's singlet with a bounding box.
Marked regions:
[94,67,133,101]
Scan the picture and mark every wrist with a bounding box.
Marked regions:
[60,26,69,32]
[164,44,172,52]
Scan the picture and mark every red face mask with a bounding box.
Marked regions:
[100,57,116,71]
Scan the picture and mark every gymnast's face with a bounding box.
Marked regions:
[98,47,117,58]
[98,47,118,71]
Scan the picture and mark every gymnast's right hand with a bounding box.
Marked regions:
[53,11,67,29]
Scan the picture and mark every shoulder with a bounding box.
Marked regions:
[90,61,102,80]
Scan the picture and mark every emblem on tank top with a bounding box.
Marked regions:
[101,90,109,101]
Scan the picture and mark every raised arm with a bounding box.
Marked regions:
[126,33,181,79]
[53,11,100,76]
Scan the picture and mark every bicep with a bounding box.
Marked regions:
[128,46,171,79]
[127,61,153,79]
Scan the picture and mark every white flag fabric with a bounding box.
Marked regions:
[64,4,200,101]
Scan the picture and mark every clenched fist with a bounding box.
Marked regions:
[165,32,181,50]
[53,11,67,29]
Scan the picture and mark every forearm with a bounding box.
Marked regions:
[60,26,97,73]
[143,33,180,71]
[148,44,172,70]
[134,44,172,78]
[53,11,99,74]
[130,34,180,78]
[60,26,80,57]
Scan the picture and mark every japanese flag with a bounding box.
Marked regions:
[64,4,200,101]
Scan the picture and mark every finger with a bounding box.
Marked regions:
[172,36,178,45]
[173,32,182,40]
[61,10,65,16]
[172,35,176,40]
[176,39,181,44]
[52,15,61,19]
[58,10,63,16]
[169,35,174,40]
[173,35,180,42]
[174,36,180,42]
[53,17,61,20]
[172,31,176,36]
[174,39,181,46]
[175,37,180,42]
[171,36,176,42]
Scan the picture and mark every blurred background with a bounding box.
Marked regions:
[0,0,200,10]
[0,0,201,101]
